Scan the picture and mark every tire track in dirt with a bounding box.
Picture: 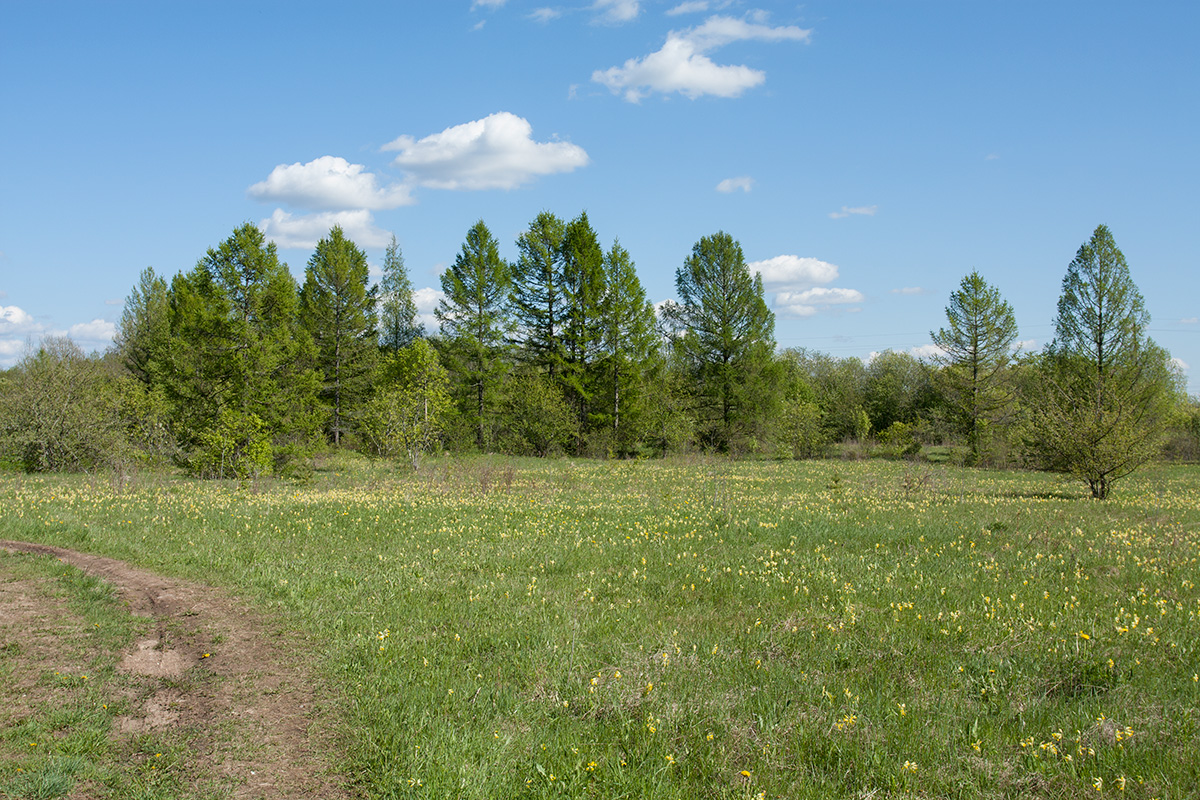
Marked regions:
[0,540,355,799]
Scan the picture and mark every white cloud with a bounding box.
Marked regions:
[1182,317,1199,324]
[716,176,754,193]
[667,1,709,15]
[774,287,864,318]
[414,286,446,333]
[472,0,506,8]
[259,209,392,250]
[529,7,561,22]
[829,204,878,219]
[748,255,838,291]
[1,305,37,332]
[68,319,116,342]
[1171,357,1189,372]
[592,14,810,102]
[248,156,414,211]
[890,286,926,296]
[593,0,640,23]
[908,344,944,361]
[384,112,589,191]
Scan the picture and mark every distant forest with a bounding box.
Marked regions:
[2,216,1196,499]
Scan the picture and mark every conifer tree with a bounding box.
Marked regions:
[436,220,513,450]
[300,225,379,445]
[930,270,1018,464]
[379,235,422,352]
[511,211,567,376]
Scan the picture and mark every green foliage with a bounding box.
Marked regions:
[300,225,379,445]
[878,420,922,458]
[931,271,1019,465]
[558,212,607,449]
[864,350,937,433]
[667,231,778,452]
[780,398,828,459]
[510,211,567,375]
[166,223,323,475]
[0,337,126,472]
[113,266,170,387]
[362,340,452,468]
[496,372,577,457]
[190,408,272,479]
[378,234,422,352]
[1026,225,1176,498]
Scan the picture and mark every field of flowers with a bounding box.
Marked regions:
[2,455,1199,798]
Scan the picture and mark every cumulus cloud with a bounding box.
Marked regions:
[593,0,639,23]
[1,305,37,332]
[413,286,446,333]
[829,204,878,219]
[259,209,392,250]
[748,255,838,291]
[384,112,589,191]
[716,176,754,193]
[0,305,117,366]
[746,256,863,318]
[248,156,414,211]
[68,319,116,341]
[592,13,810,102]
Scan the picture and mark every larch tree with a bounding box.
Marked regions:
[436,220,513,450]
[930,270,1019,464]
[1028,224,1178,498]
[668,231,778,452]
[510,211,567,376]
[300,225,379,445]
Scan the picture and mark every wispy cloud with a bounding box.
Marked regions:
[890,286,926,296]
[715,176,754,193]
[529,7,561,23]
[592,0,639,24]
[667,1,709,14]
[384,112,589,191]
[829,204,878,219]
[471,0,506,8]
[593,13,811,102]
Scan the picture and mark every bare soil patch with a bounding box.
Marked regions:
[0,539,355,799]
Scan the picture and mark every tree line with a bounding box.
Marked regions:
[1,217,1195,497]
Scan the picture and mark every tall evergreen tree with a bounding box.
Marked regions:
[510,211,567,375]
[667,232,778,451]
[1028,224,1177,498]
[436,220,513,450]
[300,225,379,445]
[597,238,660,451]
[559,212,607,448]
[930,271,1018,464]
[379,234,422,352]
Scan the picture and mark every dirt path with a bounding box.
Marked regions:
[0,539,355,799]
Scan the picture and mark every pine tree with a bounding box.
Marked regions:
[300,225,379,445]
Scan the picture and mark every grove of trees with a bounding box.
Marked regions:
[1,218,1193,498]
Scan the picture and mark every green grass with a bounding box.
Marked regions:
[3,455,1199,798]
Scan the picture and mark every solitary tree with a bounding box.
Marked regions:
[1027,224,1177,498]
[931,271,1019,464]
[436,220,513,449]
[667,232,778,451]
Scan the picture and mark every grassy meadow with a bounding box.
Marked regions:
[2,455,1199,799]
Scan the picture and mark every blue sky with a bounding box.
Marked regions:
[3,1,1198,393]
